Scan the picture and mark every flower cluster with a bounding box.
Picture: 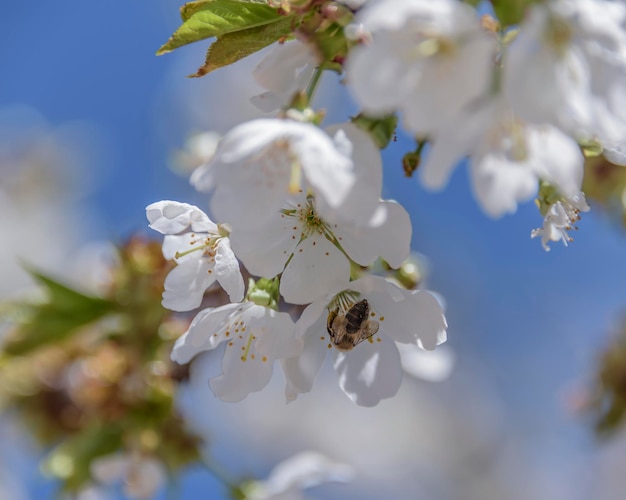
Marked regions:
[342,0,625,248]
[147,119,447,406]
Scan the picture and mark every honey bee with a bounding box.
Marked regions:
[327,299,380,351]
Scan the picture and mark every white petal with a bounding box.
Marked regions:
[280,234,351,305]
[420,99,494,190]
[334,201,411,268]
[347,276,447,350]
[162,257,215,312]
[124,458,167,499]
[171,303,244,364]
[333,333,402,406]
[229,209,299,278]
[526,125,585,197]
[604,142,626,166]
[146,200,216,234]
[397,343,455,382]
[319,123,382,224]
[253,309,301,360]
[91,454,129,484]
[282,312,330,399]
[209,338,275,402]
[470,151,538,218]
[215,239,245,302]
[260,451,353,495]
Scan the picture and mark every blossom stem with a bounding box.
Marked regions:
[305,66,324,103]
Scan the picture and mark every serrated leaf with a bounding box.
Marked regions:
[158,0,283,55]
[2,269,117,355]
[190,16,295,77]
[180,0,269,22]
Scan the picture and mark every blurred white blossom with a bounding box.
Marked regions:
[346,0,495,137]
[244,451,353,500]
[91,453,166,500]
[503,0,626,145]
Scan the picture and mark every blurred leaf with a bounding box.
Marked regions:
[352,113,398,150]
[491,0,541,28]
[3,269,116,356]
[157,0,285,55]
[190,16,295,77]
[43,423,123,491]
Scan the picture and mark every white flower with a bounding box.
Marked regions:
[91,453,166,500]
[251,40,319,113]
[171,302,301,402]
[421,97,585,217]
[230,191,411,305]
[503,0,626,144]
[146,201,244,311]
[244,451,353,500]
[346,0,495,137]
[190,118,361,231]
[227,122,409,304]
[282,276,447,406]
[531,191,590,251]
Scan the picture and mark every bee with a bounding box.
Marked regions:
[327,299,380,351]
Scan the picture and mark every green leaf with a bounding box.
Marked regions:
[157,0,284,55]
[491,0,541,28]
[2,269,117,355]
[180,0,269,22]
[352,113,398,150]
[190,15,295,77]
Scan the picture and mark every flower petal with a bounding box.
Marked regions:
[282,312,330,401]
[146,200,216,234]
[171,303,243,364]
[335,201,411,268]
[333,333,402,406]
[162,257,215,312]
[280,234,351,305]
[215,238,244,302]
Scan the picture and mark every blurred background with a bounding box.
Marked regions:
[2,1,626,499]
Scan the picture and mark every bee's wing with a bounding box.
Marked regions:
[327,309,338,337]
[354,320,380,346]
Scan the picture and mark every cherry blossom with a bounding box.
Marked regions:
[243,451,353,500]
[503,0,626,144]
[346,0,496,137]
[230,191,410,305]
[190,118,360,231]
[421,97,585,218]
[282,276,447,406]
[90,453,166,500]
[171,302,301,402]
[531,191,590,251]
[146,200,244,311]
